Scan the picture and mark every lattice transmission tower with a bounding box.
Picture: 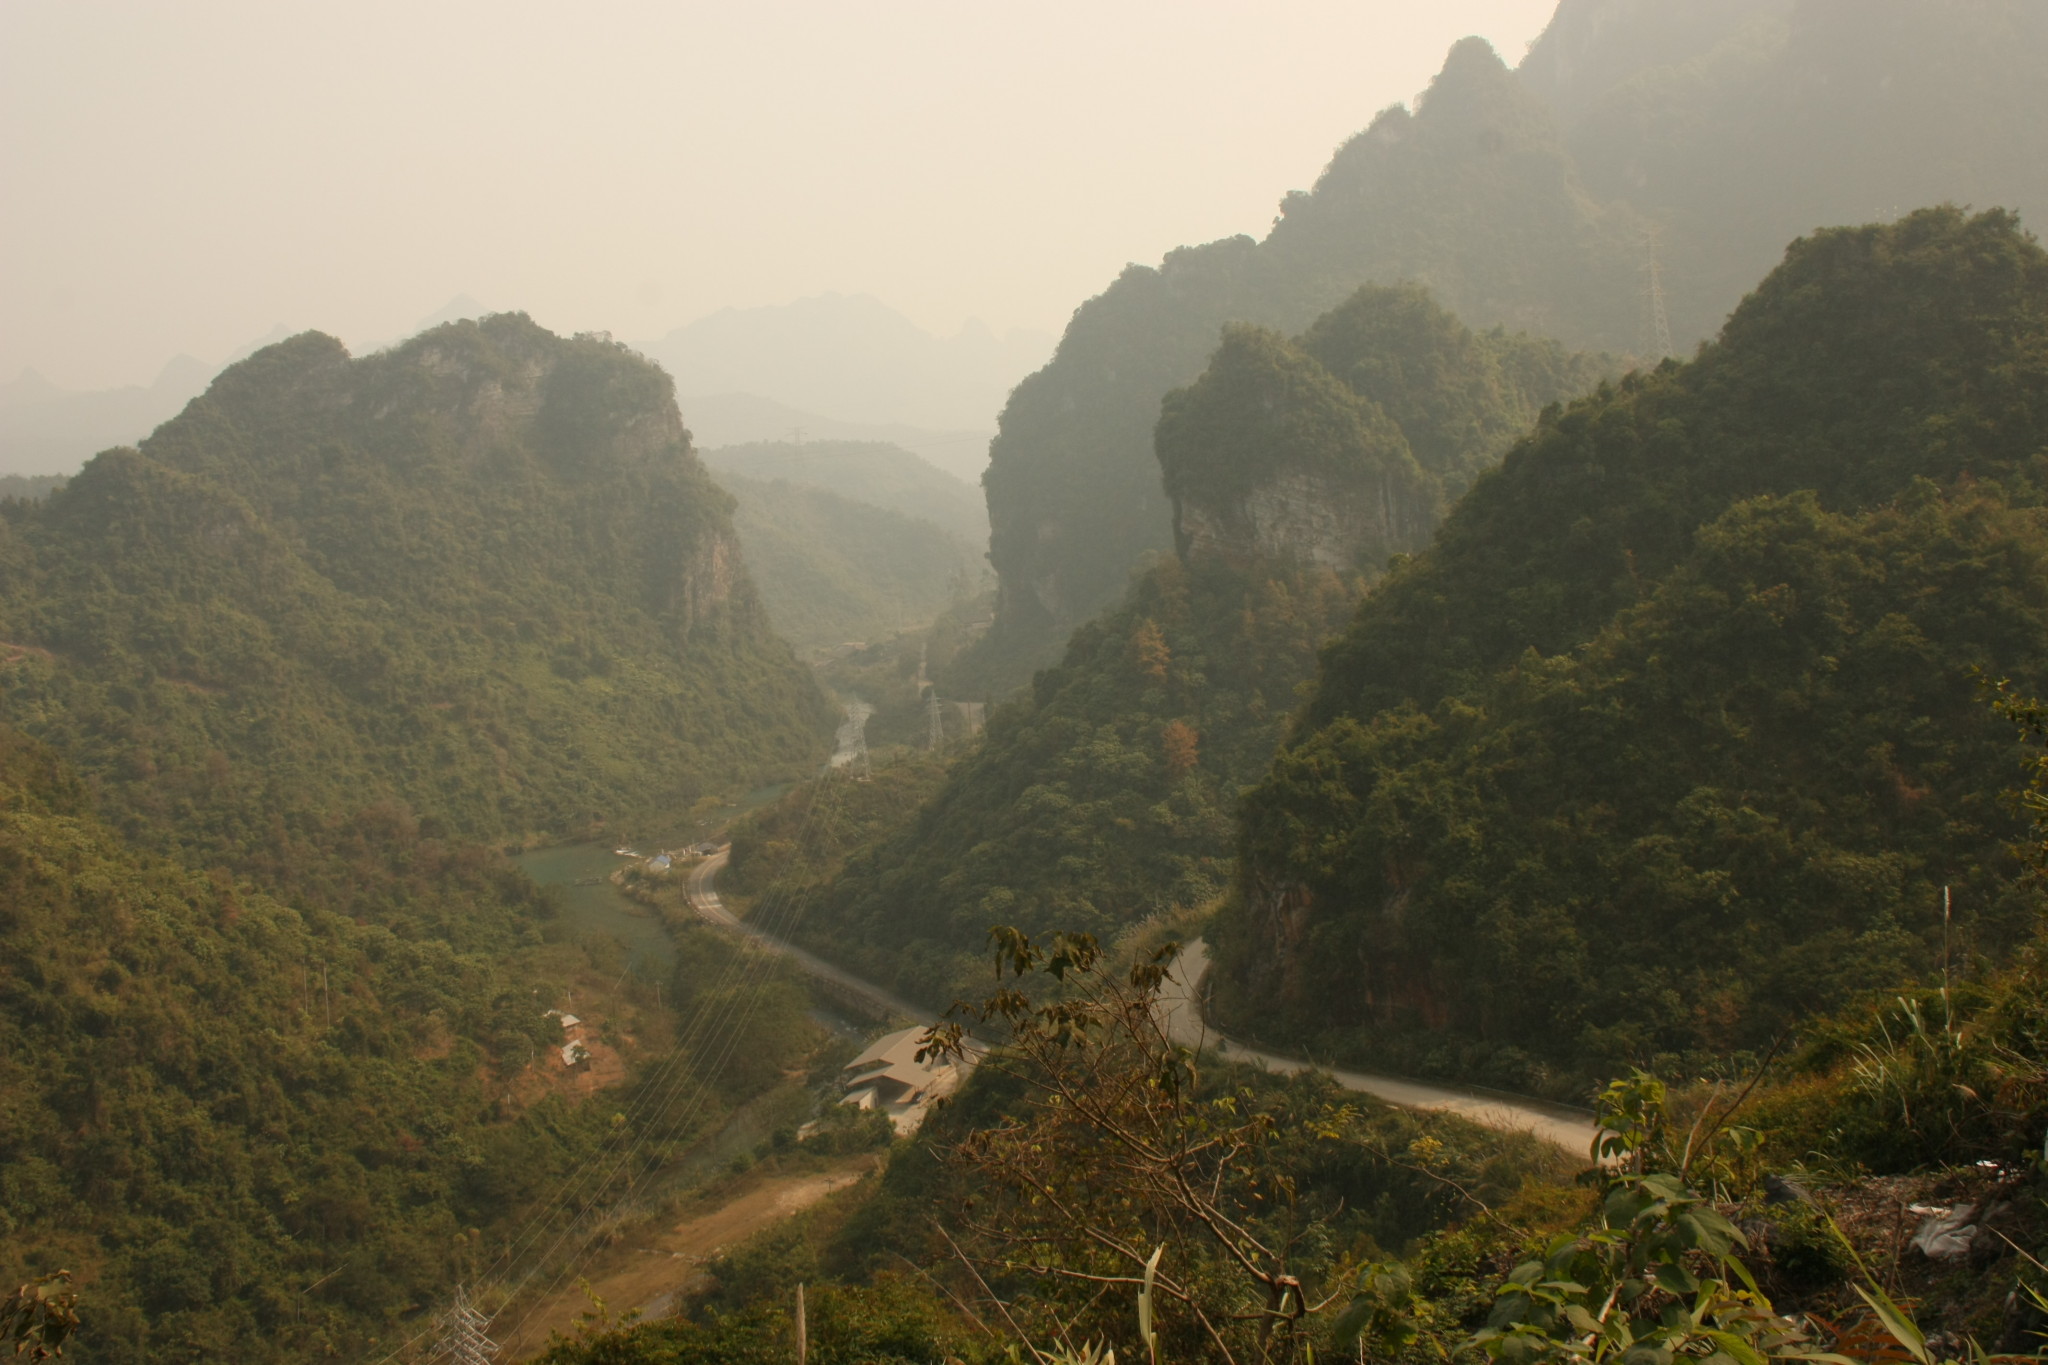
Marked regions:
[842,701,872,779]
[434,1286,499,1365]
[926,691,946,751]
[1641,224,1675,361]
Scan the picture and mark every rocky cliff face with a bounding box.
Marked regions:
[1155,298,1598,582]
[1174,466,1435,572]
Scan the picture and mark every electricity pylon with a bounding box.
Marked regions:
[1641,224,1675,361]
[435,1286,498,1365]
[844,701,872,779]
[926,692,945,751]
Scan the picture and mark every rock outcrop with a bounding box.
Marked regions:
[1157,325,1437,573]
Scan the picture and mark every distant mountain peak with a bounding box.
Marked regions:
[150,354,210,394]
[0,368,63,408]
[641,294,1052,439]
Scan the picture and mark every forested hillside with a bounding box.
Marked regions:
[1158,286,1605,571]
[0,725,834,1362]
[0,316,839,1360]
[0,726,572,1359]
[0,315,831,899]
[1210,207,2048,1090]
[738,287,1600,1010]
[699,439,988,546]
[716,472,983,653]
[970,1,2048,685]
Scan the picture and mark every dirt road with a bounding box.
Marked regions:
[498,1155,876,1358]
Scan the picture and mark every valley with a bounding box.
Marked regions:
[7,5,2048,1362]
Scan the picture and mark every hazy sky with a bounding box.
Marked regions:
[3,1,1559,390]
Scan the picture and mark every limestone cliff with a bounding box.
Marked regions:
[1174,468,1433,572]
[1158,325,1437,573]
[1155,290,1606,579]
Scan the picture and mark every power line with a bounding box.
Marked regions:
[476,769,860,1352]
[434,1287,498,1365]
[375,766,856,1363]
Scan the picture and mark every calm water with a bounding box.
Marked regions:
[515,843,675,975]
[515,785,791,979]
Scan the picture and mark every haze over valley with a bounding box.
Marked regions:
[5,3,2048,1362]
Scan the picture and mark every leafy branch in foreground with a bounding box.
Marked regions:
[2,1271,80,1362]
[919,928,1335,1365]
[1468,1170,1838,1365]
[1460,1073,1839,1365]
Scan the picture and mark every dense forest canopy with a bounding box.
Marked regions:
[0,726,567,1359]
[0,723,835,1362]
[0,316,841,1359]
[968,0,2048,688]
[0,315,830,892]
[1210,207,2048,1089]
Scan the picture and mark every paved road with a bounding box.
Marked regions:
[684,850,938,1025]
[686,854,1597,1155]
[1163,940,1601,1156]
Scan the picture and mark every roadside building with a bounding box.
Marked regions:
[838,1024,972,1134]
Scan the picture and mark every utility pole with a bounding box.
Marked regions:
[435,1285,498,1365]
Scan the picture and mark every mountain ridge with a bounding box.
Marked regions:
[0,313,832,887]
[964,1,2048,688]
[1209,207,2048,1088]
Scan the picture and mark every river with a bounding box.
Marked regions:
[514,843,675,977]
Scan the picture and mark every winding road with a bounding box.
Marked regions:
[684,849,938,1024]
[1162,940,1600,1155]
[685,855,1598,1154]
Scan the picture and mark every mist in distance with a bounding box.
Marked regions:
[0,0,1558,472]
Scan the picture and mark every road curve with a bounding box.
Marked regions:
[1163,939,1601,1156]
[683,850,939,1026]
[686,854,1597,1155]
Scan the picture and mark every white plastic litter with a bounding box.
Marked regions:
[1908,1204,1979,1262]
